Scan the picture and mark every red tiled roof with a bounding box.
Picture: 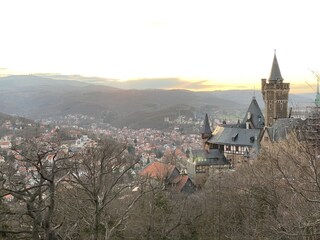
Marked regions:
[139,161,176,180]
[140,162,195,193]
[172,175,190,193]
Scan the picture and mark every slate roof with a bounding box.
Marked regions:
[242,97,265,129]
[208,126,261,147]
[266,118,302,142]
[192,149,230,166]
[222,123,246,128]
[269,52,284,82]
[204,149,230,165]
[202,113,212,135]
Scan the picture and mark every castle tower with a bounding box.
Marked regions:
[261,52,290,126]
[201,113,212,140]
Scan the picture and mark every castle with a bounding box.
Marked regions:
[188,52,303,183]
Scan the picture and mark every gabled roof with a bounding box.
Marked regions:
[208,126,261,147]
[269,52,284,82]
[171,175,188,191]
[172,175,196,193]
[140,161,196,193]
[139,161,176,180]
[242,97,265,129]
[203,149,230,165]
[266,118,302,142]
[202,113,212,135]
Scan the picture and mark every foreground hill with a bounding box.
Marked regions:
[0,75,315,129]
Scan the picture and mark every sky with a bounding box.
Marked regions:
[1,0,320,93]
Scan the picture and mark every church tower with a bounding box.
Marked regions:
[261,51,290,126]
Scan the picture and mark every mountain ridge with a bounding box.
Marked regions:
[0,75,315,129]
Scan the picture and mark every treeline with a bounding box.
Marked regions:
[0,133,319,240]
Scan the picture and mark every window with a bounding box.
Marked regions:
[196,166,206,173]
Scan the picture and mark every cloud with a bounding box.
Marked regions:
[0,68,12,76]
[27,74,258,91]
[115,78,235,91]
[71,77,225,91]
[158,79,253,91]
[290,82,318,94]
[118,78,182,89]
[10,73,313,93]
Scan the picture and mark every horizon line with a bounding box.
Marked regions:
[0,72,316,94]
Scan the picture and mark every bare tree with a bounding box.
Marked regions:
[61,139,145,240]
[123,170,203,240]
[263,130,320,239]
[0,138,73,240]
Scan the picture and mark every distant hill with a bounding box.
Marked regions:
[0,111,33,125]
[0,75,315,129]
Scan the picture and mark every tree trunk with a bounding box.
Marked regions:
[91,199,100,240]
[45,170,56,240]
[104,222,111,240]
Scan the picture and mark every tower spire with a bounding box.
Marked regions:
[269,50,284,82]
[262,51,290,126]
[201,113,212,139]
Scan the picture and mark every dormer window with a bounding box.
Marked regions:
[232,133,238,142]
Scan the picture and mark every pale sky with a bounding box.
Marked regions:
[1,0,320,93]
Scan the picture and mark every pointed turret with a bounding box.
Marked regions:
[242,96,265,129]
[202,113,212,139]
[269,51,284,82]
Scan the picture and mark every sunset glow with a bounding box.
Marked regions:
[1,0,320,93]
